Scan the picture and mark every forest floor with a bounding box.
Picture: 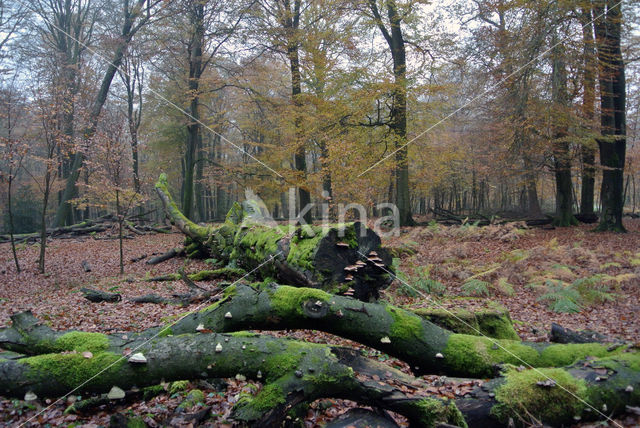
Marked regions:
[0,219,639,427]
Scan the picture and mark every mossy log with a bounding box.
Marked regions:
[155,173,393,301]
[1,306,639,426]
[0,312,464,427]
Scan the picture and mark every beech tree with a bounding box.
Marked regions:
[594,0,627,232]
[54,0,160,227]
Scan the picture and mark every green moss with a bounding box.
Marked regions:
[595,351,640,371]
[492,368,586,425]
[538,343,610,367]
[230,331,259,338]
[178,388,205,410]
[476,312,520,341]
[263,341,309,380]
[248,383,286,411]
[169,380,189,394]
[286,228,325,270]
[385,306,424,341]
[225,202,244,225]
[158,326,173,337]
[413,398,468,428]
[125,416,147,428]
[238,226,287,259]
[55,331,110,352]
[270,286,332,317]
[23,352,123,388]
[444,335,539,377]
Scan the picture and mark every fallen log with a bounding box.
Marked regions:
[80,287,122,303]
[549,323,611,344]
[0,312,466,427]
[155,173,393,301]
[157,283,636,378]
[145,247,184,265]
[410,305,519,340]
[1,308,639,427]
[145,267,246,283]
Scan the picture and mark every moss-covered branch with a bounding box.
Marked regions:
[155,173,393,301]
[160,283,633,378]
[0,314,463,427]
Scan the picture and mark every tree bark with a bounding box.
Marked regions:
[579,5,597,218]
[551,30,577,227]
[155,174,393,301]
[282,0,312,225]
[182,0,205,221]
[594,0,626,232]
[369,0,414,226]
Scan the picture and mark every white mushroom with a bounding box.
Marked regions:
[128,353,147,364]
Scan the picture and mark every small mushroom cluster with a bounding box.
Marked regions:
[341,250,385,283]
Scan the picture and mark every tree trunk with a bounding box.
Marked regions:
[551,30,577,227]
[579,5,597,218]
[284,0,312,225]
[7,176,20,273]
[155,174,393,301]
[594,0,626,232]
[54,0,149,227]
[369,0,414,226]
[0,312,466,428]
[182,0,206,221]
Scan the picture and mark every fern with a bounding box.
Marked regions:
[572,275,617,304]
[392,260,445,297]
[537,282,582,313]
[414,266,446,296]
[496,277,515,296]
[461,279,491,297]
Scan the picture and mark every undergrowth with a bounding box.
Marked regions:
[536,275,618,313]
[392,258,446,297]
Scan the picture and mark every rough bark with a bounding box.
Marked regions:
[155,174,394,301]
[368,0,414,226]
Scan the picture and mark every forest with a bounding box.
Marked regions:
[0,0,639,426]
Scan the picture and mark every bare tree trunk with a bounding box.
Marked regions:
[7,176,20,273]
[579,5,597,218]
[54,0,150,227]
[594,0,626,232]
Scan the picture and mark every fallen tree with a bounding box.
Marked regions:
[1,285,639,426]
[155,173,393,301]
